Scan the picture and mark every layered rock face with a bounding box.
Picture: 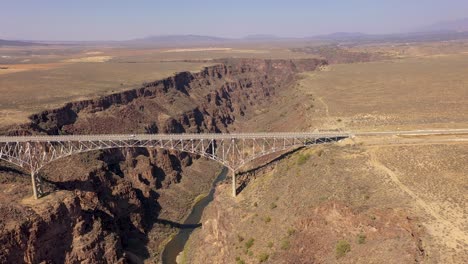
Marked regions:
[0,58,326,263]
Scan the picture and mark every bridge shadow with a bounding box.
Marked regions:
[236,136,347,195]
[156,219,202,229]
[0,160,30,176]
[235,147,304,195]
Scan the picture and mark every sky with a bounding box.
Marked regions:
[1,0,468,41]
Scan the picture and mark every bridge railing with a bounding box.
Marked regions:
[0,132,351,143]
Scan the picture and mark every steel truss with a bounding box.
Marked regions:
[0,132,349,199]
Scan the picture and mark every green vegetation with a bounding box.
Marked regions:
[235,257,245,264]
[297,153,311,165]
[267,241,274,248]
[287,228,296,236]
[264,216,272,223]
[319,196,328,201]
[258,253,269,262]
[357,233,366,244]
[316,149,324,157]
[193,193,208,204]
[270,202,277,209]
[336,240,351,258]
[245,238,255,249]
[281,239,291,250]
[237,234,244,243]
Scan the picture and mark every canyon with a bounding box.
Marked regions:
[0,58,326,263]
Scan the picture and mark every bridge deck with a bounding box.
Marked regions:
[0,132,350,142]
[1,129,467,199]
[1,129,468,142]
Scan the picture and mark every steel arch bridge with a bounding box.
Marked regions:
[0,132,349,199]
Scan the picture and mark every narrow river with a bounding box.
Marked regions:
[161,167,228,264]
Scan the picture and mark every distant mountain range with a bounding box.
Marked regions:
[131,34,228,44]
[128,30,468,46]
[0,39,42,46]
[2,18,468,47]
[418,17,468,32]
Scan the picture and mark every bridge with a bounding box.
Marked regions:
[1,129,467,199]
[0,132,350,199]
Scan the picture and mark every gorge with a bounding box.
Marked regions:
[0,58,326,263]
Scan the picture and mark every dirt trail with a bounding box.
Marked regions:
[297,72,345,131]
[316,96,330,118]
[369,149,468,252]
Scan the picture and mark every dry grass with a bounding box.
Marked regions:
[63,56,113,63]
[370,144,468,263]
[295,54,468,131]
[0,63,66,75]
[163,48,233,52]
[0,45,315,126]
[196,43,468,263]
[0,60,210,124]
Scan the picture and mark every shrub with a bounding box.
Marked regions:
[237,234,244,243]
[357,233,366,244]
[336,240,351,258]
[287,228,296,236]
[245,238,255,249]
[264,216,271,223]
[258,253,269,262]
[316,149,324,157]
[267,241,274,248]
[235,257,245,264]
[281,240,291,250]
[297,153,311,165]
[270,203,277,209]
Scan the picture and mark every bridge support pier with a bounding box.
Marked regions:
[231,169,237,197]
[31,171,43,200]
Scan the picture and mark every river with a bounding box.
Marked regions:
[161,167,228,264]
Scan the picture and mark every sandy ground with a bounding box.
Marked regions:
[0,63,66,75]
[63,56,113,63]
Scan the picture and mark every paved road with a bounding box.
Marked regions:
[0,132,349,143]
[0,129,467,143]
[353,129,468,137]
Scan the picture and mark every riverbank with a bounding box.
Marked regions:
[161,167,228,264]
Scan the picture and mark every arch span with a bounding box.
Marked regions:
[0,132,349,199]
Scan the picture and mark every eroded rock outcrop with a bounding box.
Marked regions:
[0,58,326,263]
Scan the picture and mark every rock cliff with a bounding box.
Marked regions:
[0,58,326,263]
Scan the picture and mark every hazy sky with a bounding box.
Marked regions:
[1,0,468,41]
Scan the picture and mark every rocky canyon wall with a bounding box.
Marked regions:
[0,58,326,263]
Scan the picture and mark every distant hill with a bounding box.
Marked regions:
[305,31,468,44]
[243,34,280,40]
[128,35,230,46]
[418,18,468,32]
[308,32,369,41]
[0,39,42,46]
